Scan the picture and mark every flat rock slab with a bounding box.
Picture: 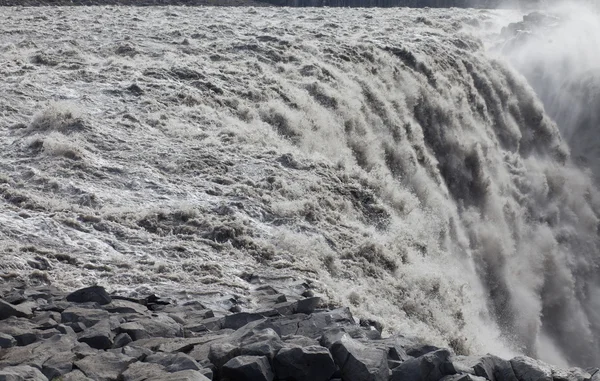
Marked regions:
[222,355,274,381]
[74,351,136,381]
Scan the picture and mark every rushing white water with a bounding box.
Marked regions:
[0,4,598,368]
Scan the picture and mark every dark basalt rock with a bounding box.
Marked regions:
[0,299,33,320]
[222,355,274,381]
[66,286,112,305]
[274,345,336,381]
[0,283,597,381]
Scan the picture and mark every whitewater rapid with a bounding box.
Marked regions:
[0,4,599,368]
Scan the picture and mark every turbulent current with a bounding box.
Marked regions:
[1,4,599,369]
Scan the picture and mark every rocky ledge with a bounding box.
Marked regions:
[0,280,597,381]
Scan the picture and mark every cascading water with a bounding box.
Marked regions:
[0,4,599,368]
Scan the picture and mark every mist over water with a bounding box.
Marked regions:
[0,4,599,368]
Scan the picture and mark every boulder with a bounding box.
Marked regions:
[0,365,47,381]
[0,333,16,349]
[61,369,95,380]
[146,370,211,381]
[145,352,202,372]
[552,368,592,381]
[208,342,241,368]
[0,334,77,369]
[239,328,284,359]
[330,334,389,381]
[296,308,354,338]
[121,362,167,381]
[66,286,112,305]
[61,307,110,327]
[119,315,183,340]
[41,351,76,380]
[274,345,336,381]
[473,354,518,381]
[78,319,114,349]
[0,299,32,320]
[113,332,133,348]
[442,375,488,381]
[74,351,136,381]
[296,297,321,314]
[222,312,266,330]
[390,349,452,381]
[510,356,552,381]
[104,300,149,315]
[222,355,274,381]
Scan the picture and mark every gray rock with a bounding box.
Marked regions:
[0,333,16,349]
[66,286,112,305]
[222,355,274,381]
[208,342,241,368]
[273,301,297,315]
[119,315,183,340]
[296,308,354,338]
[239,328,284,359]
[391,349,452,381]
[62,307,110,327]
[61,370,95,381]
[473,354,518,381]
[268,314,308,336]
[0,299,32,320]
[120,345,153,360]
[74,351,136,381]
[146,370,211,381]
[113,332,133,348]
[78,319,114,349]
[121,362,166,381]
[442,374,488,381]
[282,334,319,347]
[57,324,77,335]
[104,299,149,314]
[41,351,76,380]
[0,365,47,381]
[406,344,442,357]
[510,356,552,381]
[552,368,592,381]
[274,345,336,381]
[222,312,266,330]
[330,334,389,381]
[0,334,77,369]
[145,352,202,372]
[296,296,321,314]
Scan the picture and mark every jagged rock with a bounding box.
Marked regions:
[62,307,110,327]
[41,351,76,379]
[37,300,72,313]
[146,370,211,381]
[74,351,136,380]
[113,332,133,348]
[268,314,308,336]
[57,324,77,335]
[0,334,77,369]
[119,315,183,340]
[208,342,241,368]
[222,312,266,330]
[0,365,47,381]
[239,328,284,359]
[104,299,149,315]
[330,334,389,381]
[185,316,223,332]
[78,319,114,349]
[145,352,202,372]
[296,296,321,314]
[552,368,592,381]
[274,345,336,381]
[283,334,319,347]
[297,308,354,338]
[273,301,297,315]
[442,374,488,381]
[0,299,33,320]
[121,362,167,381]
[222,355,274,381]
[473,354,518,381]
[0,333,16,349]
[120,345,153,360]
[390,349,452,381]
[67,286,112,305]
[72,342,100,357]
[510,356,553,381]
[407,343,442,357]
[61,369,95,380]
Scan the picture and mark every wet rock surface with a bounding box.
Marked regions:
[0,282,595,381]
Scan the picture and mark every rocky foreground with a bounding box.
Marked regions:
[0,279,596,381]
